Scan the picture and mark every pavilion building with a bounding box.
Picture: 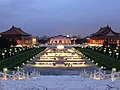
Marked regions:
[48,35,71,44]
[0,26,32,46]
[87,25,120,47]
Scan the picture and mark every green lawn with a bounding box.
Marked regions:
[76,47,120,70]
[0,47,46,70]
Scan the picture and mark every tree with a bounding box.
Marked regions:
[0,38,11,49]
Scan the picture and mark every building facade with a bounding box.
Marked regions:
[0,26,37,46]
[49,35,71,44]
[87,25,120,47]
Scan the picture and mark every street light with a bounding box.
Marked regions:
[116,53,119,58]
[15,50,17,54]
[109,51,112,56]
[10,49,12,51]
[4,50,7,52]
[111,68,116,81]
[104,50,106,53]
[3,68,7,80]
[114,50,117,52]
[95,63,98,65]
[3,68,7,72]
[100,66,104,69]
[9,52,11,56]
[2,53,5,59]
[22,63,25,65]
[19,49,22,51]
[116,47,119,49]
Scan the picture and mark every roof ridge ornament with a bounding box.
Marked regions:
[106,25,109,28]
[12,25,14,28]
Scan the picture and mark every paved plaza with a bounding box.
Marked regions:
[23,45,98,75]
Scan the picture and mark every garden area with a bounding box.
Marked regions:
[76,46,120,70]
[86,46,120,59]
[0,47,46,70]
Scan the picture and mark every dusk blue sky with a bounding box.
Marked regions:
[0,0,120,37]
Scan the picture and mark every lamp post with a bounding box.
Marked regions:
[15,50,17,54]
[104,50,106,53]
[109,51,112,56]
[17,66,20,80]
[10,49,12,52]
[9,52,11,56]
[19,49,22,51]
[22,63,25,66]
[116,53,119,58]
[100,66,104,69]
[4,50,7,52]
[2,53,5,59]
[92,60,94,62]
[111,68,116,81]
[116,47,119,49]
[95,63,98,66]
[114,50,117,53]
[23,48,25,51]
[3,68,7,80]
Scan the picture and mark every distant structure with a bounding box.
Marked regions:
[0,26,38,46]
[48,35,71,44]
[31,36,39,45]
[70,36,77,44]
[87,25,120,47]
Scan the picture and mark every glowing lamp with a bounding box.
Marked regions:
[57,45,64,50]
[3,68,7,72]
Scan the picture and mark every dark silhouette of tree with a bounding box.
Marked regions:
[0,37,11,49]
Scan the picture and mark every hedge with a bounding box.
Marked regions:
[76,47,120,70]
[0,47,46,70]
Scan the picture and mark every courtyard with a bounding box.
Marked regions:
[23,45,98,75]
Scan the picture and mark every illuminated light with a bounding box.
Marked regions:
[95,63,98,65]
[32,38,37,44]
[100,66,104,69]
[22,63,25,65]
[112,68,116,72]
[67,49,74,52]
[116,47,119,49]
[114,50,117,52]
[57,45,64,50]
[104,50,106,52]
[10,49,12,51]
[2,53,5,56]
[16,45,22,47]
[66,35,70,37]
[116,53,119,56]
[92,60,94,62]
[4,50,7,52]
[88,58,91,60]
[15,50,17,52]
[17,66,19,69]
[3,68,7,72]
[17,40,22,44]
[25,40,29,44]
[33,56,35,58]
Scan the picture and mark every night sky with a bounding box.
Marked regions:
[0,0,120,37]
